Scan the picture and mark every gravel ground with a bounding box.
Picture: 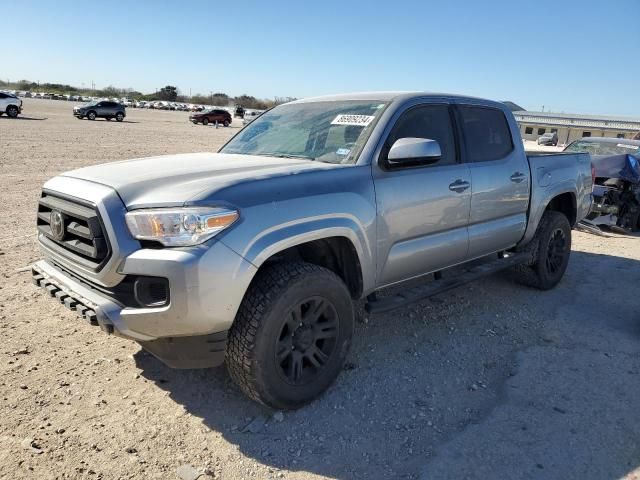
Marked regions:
[1,99,639,480]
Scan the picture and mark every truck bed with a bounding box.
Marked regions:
[520,151,592,245]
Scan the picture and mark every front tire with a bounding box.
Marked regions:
[514,211,572,290]
[87,111,97,120]
[6,106,19,118]
[116,112,124,122]
[223,120,230,127]
[226,262,354,409]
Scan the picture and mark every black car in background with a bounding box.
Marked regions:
[73,100,126,121]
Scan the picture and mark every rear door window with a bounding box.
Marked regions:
[458,106,513,162]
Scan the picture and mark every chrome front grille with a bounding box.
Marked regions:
[37,192,111,270]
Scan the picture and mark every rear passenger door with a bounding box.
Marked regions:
[373,102,471,287]
[107,102,119,116]
[455,104,530,258]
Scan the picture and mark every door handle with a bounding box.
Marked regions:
[449,179,470,193]
[510,172,527,183]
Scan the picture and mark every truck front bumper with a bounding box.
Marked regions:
[32,239,257,368]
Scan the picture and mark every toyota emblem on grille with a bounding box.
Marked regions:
[50,210,66,241]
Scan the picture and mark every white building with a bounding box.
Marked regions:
[514,111,640,145]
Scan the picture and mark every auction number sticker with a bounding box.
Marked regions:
[617,144,639,150]
[331,114,375,127]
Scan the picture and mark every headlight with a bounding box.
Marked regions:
[125,207,239,246]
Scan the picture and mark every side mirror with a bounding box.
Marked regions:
[387,138,441,167]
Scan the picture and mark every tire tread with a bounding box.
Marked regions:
[226,261,347,407]
[513,210,570,289]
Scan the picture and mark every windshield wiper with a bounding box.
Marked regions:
[270,153,316,161]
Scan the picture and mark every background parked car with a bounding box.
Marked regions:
[242,109,265,125]
[73,100,126,121]
[565,137,640,231]
[189,108,231,126]
[537,132,558,146]
[0,91,23,118]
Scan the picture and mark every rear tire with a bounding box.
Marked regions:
[6,106,19,118]
[226,262,354,409]
[116,112,124,122]
[223,120,230,127]
[513,210,571,290]
[202,118,209,125]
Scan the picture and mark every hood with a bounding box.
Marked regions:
[62,152,341,209]
[592,154,640,184]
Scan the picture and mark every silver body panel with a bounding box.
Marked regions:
[34,92,592,344]
[455,97,532,258]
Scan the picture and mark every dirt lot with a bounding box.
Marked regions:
[1,99,639,480]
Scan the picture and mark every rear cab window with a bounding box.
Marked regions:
[458,106,514,162]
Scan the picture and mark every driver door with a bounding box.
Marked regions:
[373,103,471,287]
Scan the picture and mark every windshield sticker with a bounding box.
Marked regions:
[617,144,639,150]
[336,148,351,156]
[331,114,375,127]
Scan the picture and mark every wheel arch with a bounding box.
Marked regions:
[545,191,577,226]
[238,219,373,299]
[518,184,579,248]
[257,236,364,299]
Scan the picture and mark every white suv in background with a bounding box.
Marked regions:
[0,91,23,118]
[242,109,264,125]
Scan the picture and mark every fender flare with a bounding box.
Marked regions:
[233,215,375,294]
[519,181,577,247]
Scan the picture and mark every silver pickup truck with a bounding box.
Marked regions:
[32,92,592,409]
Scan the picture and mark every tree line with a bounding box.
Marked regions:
[0,80,295,109]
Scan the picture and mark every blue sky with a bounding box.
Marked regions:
[4,0,639,116]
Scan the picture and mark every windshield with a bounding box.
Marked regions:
[564,140,640,157]
[84,101,98,107]
[220,100,389,164]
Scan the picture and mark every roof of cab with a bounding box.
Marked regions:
[290,91,504,107]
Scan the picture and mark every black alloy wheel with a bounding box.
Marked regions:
[545,228,567,274]
[275,296,339,385]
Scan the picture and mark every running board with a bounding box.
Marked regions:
[365,252,527,315]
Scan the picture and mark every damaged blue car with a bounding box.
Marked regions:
[564,137,640,231]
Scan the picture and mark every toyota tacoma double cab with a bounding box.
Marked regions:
[32,92,592,409]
